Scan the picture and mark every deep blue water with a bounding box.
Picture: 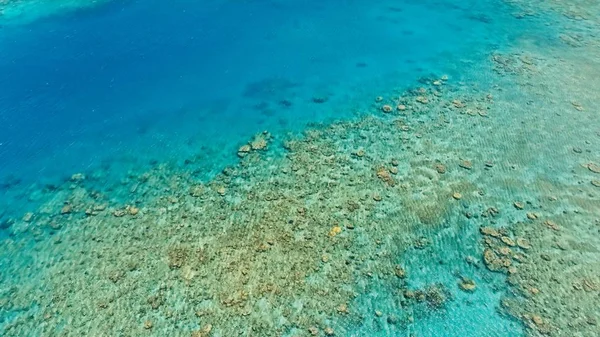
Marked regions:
[0,0,536,187]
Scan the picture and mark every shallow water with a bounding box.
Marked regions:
[1,0,599,336]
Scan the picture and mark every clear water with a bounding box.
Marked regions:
[0,0,539,186]
[1,0,599,336]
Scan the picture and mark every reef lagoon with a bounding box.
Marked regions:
[1,0,599,336]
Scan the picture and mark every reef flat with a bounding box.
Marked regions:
[1,0,600,337]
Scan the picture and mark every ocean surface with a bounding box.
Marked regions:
[0,0,542,194]
[1,0,599,336]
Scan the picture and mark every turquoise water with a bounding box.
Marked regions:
[0,0,543,205]
[1,0,600,336]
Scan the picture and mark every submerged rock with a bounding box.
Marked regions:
[381,104,393,113]
[328,226,342,237]
[425,284,450,308]
[237,144,251,157]
[352,148,365,157]
[544,219,560,231]
[191,324,212,337]
[127,206,139,216]
[376,166,396,186]
[416,96,429,104]
[501,236,516,247]
[571,101,584,111]
[394,265,406,278]
[586,163,600,173]
[459,278,477,292]
[452,99,465,109]
[250,133,268,150]
[480,226,500,238]
[516,238,531,250]
[0,217,14,230]
[237,132,270,157]
[113,209,126,217]
[143,320,153,330]
[22,212,34,222]
[312,96,328,103]
[459,160,473,170]
[60,204,72,215]
[483,248,504,272]
[189,185,204,197]
[70,173,86,182]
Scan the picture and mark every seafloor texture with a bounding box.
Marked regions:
[1,0,600,337]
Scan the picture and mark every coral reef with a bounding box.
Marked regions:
[1,0,600,336]
[0,77,507,336]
